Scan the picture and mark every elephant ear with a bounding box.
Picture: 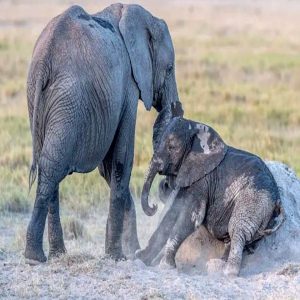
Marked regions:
[176,122,228,188]
[119,5,153,110]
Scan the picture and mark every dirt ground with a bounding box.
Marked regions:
[1,161,300,299]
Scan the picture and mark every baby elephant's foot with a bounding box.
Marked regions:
[224,262,240,277]
[206,258,226,274]
[135,249,144,260]
[159,256,176,270]
[135,249,152,266]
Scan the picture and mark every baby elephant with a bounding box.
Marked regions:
[137,116,284,276]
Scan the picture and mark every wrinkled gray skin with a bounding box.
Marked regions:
[25,3,180,263]
[137,115,284,276]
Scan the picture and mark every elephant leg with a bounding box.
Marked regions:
[48,187,66,259]
[25,144,68,264]
[224,232,245,277]
[99,161,140,259]
[104,101,139,260]
[150,246,165,266]
[105,192,125,260]
[100,161,125,260]
[136,193,182,266]
[135,218,175,266]
[122,191,140,258]
[160,208,195,269]
[25,170,57,263]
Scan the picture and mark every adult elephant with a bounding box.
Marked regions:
[25,3,180,264]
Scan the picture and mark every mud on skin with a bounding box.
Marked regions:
[139,109,285,277]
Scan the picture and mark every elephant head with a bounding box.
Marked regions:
[141,101,184,215]
[141,117,228,216]
[119,4,180,112]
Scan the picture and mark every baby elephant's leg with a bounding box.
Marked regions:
[160,220,194,269]
[225,212,264,276]
[225,189,275,276]
[224,231,245,276]
[160,202,203,268]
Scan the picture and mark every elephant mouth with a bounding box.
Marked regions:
[159,168,171,176]
[159,163,176,176]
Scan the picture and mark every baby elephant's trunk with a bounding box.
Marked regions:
[141,157,159,216]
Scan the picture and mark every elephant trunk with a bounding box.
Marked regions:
[141,157,160,216]
[152,105,172,152]
[153,100,183,152]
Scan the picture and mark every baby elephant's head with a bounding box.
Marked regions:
[142,118,228,216]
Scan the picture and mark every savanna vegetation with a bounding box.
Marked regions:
[1,2,300,299]
[1,0,300,218]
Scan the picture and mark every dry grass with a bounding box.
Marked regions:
[62,216,89,240]
[0,0,300,214]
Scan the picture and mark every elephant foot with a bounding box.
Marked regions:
[123,241,140,260]
[48,245,67,261]
[25,258,46,266]
[112,254,126,262]
[115,254,127,262]
[122,235,140,259]
[223,263,239,277]
[207,259,226,275]
[159,256,176,270]
[135,249,152,266]
[124,251,136,261]
[106,249,126,262]
[24,246,47,265]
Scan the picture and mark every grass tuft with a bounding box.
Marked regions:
[62,216,88,240]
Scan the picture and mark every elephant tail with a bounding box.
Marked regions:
[263,201,285,236]
[29,79,44,192]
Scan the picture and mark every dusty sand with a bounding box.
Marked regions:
[0,161,299,299]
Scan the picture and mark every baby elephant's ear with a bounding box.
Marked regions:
[176,123,228,188]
